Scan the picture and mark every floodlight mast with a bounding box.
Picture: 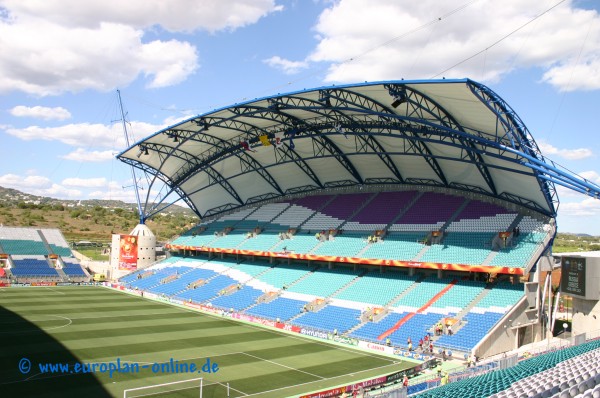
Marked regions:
[117,89,145,225]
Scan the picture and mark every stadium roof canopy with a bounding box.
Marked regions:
[118,79,600,222]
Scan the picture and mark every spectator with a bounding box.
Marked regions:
[441,372,449,386]
[386,337,391,347]
[408,342,413,352]
[403,374,409,388]
[419,338,423,351]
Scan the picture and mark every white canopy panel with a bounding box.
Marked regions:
[118,79,561,219]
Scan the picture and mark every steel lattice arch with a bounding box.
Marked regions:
[117,79,600,223]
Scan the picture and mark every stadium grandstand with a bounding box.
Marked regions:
[0,226,90,285]
[5,79,600,397]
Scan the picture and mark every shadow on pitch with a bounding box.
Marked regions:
[0,305,111,398]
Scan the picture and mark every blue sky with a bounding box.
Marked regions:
[1,0,600,235]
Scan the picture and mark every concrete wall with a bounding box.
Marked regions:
[571,297,600,336]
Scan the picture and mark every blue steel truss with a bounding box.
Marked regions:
[117,79,600,222]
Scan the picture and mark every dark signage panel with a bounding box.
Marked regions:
[561,257,586,297]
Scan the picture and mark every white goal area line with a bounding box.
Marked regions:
[123,377,203,398]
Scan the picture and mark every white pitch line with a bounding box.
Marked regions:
[239,361,403,397]
[104,286,399,364]
[212,380,248,396]
[44,287,66,295]
[242,352,325,380]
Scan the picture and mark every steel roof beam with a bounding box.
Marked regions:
[468,80,557,213]
[386,83,497,195]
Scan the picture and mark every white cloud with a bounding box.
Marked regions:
[0,173,82,198]
[263,56,309,75]
[553,170,600,199]
[579,170,600,185]
[44,184,83,199]
[0,0,282,95]
[5,120,161,149]
[9,105,71,120]
[0,20,198,95]
[538,140,593,160]
[559,197,600,217]
[61,148,116,162]
[303,0,600,92]
[1,0,283,33]
[0,174,53,189]
[62,177,109,188]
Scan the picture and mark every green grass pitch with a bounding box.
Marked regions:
[0,286,414,397]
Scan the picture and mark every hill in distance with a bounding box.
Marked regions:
[0,186,196,216]
[0,186,199,243]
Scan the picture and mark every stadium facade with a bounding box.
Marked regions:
[113,79,600,361]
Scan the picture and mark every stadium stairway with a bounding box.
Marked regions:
[427,279,497,337]
[296,195,338,229]
[340,274,423,337]
[55,267,69,281]
[412,244,432,261]
[438,198,471,231]
[307,240,325,254]
[378,279,458,341]
[37,230,54,255]
[382,191,424,231]
[344,317,369,336]
[386,274,426,307]
[353,241,372,258]
[482,214,524,265]
[482,249,500,266]
[327,268,368,297]
[335,192,379,229]
[279,266,317,290]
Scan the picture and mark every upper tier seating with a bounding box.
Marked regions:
[490,232,547,267]
[270,233,319,254]
[310,233,368,257]
[419,232,496,265]
[255,263,314,289]
[0,226,49,255]
[171,191,550,270]
[446,200,517,232]
[360,233,425,261]
[391,192,465,231]
[40,228,73,256]
[334,270,417,306]
[271,195,332,227]
[302,193,373,230]
[343,191,418,231]
[287,266,361,297]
